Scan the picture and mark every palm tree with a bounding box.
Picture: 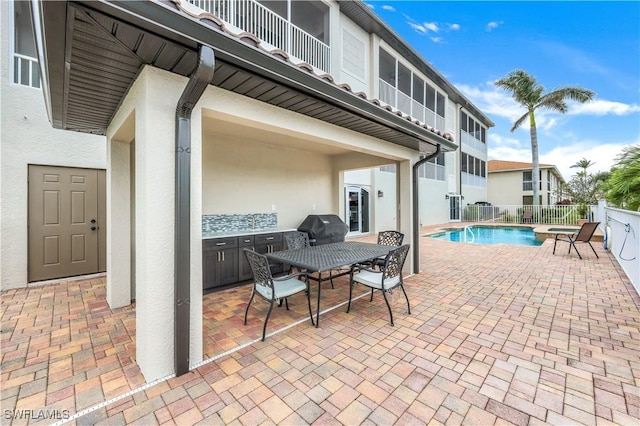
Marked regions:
[495,70,595,206]
[570,158,595,176]
[605,144,640,211]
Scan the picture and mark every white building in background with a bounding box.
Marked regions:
[487,160,565,206]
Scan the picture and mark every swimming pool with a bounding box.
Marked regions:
[430,226,543,246]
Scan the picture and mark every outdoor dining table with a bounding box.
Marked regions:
[265,241,393,327]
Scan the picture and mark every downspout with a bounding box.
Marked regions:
[175,45,215,376]
[412,144,441,274]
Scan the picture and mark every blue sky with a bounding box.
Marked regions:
[366,1,640,180]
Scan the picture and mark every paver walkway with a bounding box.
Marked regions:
[1,227,639,425]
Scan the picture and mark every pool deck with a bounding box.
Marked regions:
[0,224,636,425]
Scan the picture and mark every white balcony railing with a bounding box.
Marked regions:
[378,79,443,129]
[189,0,331,73]
[13,53,40,88]
[461,131,485,153]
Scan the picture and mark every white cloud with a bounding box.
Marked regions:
[486,21,503,31]
[456,83,639,133]
[488,133,634,181]
[541,142,633,180]
[568,100,640,116]
[424,22,439,32]
[365,2,374,9]
[448,23,461,31]
[381,5,396,12]
[430,37,444,44]
[408,22,427,34]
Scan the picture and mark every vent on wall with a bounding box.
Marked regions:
[341,29,365,81]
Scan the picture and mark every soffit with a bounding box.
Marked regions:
[34,0,457,155]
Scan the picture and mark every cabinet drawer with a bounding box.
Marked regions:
[203,237,238,251]
[238,236,255,247]
[254,233,282,245]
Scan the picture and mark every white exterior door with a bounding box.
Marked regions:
[449,195,462,222]
[345,186,370,235]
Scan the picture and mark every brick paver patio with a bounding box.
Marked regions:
[1,226,639,425]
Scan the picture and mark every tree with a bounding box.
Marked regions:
[495,70,595,206]
[571,158,595,174]
[604,145,640,211]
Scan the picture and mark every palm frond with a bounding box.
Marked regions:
[510,111,529,132]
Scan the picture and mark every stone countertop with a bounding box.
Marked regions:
[202,228,298,239]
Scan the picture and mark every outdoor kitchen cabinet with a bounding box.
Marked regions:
[238,235,255,282]
[203,231,290,291]
[202,237,239,290]
[254,232,283,274]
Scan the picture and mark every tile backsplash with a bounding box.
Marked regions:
[202,213,277,233]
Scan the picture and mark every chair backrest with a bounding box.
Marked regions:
[382,244,410,281]
[522,211,533,219]
[285,231,310,250]
[576,222,600,242]
[243,249,274,290]
[378,230,404,247]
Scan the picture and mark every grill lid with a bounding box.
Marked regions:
[298,215,349,245]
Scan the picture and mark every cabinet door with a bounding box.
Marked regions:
[255,240,284,275]
[203,249,219,290]
[219,248,239,286]
[238,237,255,282]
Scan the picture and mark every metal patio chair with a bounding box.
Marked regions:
[285,231,336,288]
[552,221,600,259]
[347,244,411,326]
[243,248,314,341]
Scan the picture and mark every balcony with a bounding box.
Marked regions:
[13,53,40,88]
[379,79,444,130]
[188,0,331,73]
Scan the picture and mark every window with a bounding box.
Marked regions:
[425,84,435,111]
[12,1,40,88]
[461,153,468,173]
[398,63,411,96]
[436,92,445,117]
[412,74,424,104]
[523,170,542,190]
[379,48,396,86]
[291,1,330,44]
[379,164,396,173]
[461,111,468,132]
[419,153,445,180]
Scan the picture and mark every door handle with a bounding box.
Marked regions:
[91,226,97,231]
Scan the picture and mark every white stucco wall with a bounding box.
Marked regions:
[487,171,524,205]
[202,136,334,228]
[419,178,449,226]
[199,85,415,229]
[0,1,106,290]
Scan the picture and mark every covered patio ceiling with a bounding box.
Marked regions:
[32,0,457,155]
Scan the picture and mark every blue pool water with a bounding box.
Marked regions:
[431,226,543,246]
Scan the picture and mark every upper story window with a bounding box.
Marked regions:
[419,153,445,181]
[461,152,486,187]
[460,111,488,153]
[12,1,40,88]
[461,111,486,143]
[257,1,330,44]
[378,47,446,129]
[379,164,397,173]
[522,171,542,191]
[190,0,331,72]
